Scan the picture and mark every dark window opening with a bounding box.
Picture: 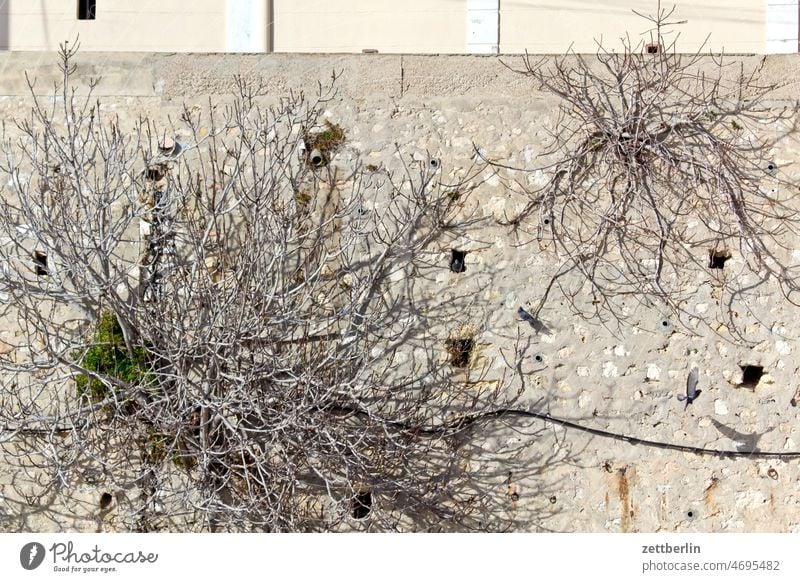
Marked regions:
[351,490,372,519]
[78,0,97,20]
[645,43,660,54]
[450,249,466,273]
[739,365,764,388]
[33,251,48,276]
[709,250,731,270]
[447,337,474,368]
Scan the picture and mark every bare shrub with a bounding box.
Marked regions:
[0,43,528,532]
[495,2,799,333]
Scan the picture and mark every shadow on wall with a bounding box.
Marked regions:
[0,0,8,50]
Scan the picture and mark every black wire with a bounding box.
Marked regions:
[444,408,800,459]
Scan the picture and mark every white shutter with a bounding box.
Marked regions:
[766,1,799,53]
[467,0,499,54]
[226,0,268,52]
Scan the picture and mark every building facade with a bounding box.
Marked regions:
[0,1,796,55]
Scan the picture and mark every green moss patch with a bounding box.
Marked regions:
[74,311,151,401]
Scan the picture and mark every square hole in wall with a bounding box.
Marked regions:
[351,490,372,519]
[447,337,474,368]
[33,251,48,276]
[645,43,660,54]
[450,249,466,273]
[78,0,96,20]
[144,165,166,182]
[739,364,764,388]
[709,250,731,269]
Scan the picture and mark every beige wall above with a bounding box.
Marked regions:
[0,0,226,52]
[501,0,768,54]
[0,1,792,54]
[272,0,467,53]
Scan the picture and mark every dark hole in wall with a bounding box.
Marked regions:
[352,490,372,519]
[78,0,97,20]
[33,251,48,276]
[99,492,113,509]
[709,250,731,269]
[687,510,694,518]
[144,166,165,182]
[645,43,660,54]
[308,151,326,167]
[447,338,474,368]
[450,249,466,273]
[739,365,764,388]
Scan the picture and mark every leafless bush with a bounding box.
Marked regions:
[0,43,530,531]
[496,2,800,333]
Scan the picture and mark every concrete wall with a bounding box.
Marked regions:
[0,1,791,54]
[2,53,800,532]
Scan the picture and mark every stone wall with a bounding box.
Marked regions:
[2,52,800,532]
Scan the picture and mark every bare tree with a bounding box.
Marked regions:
[0,43,531,532]
[495,2,799,334]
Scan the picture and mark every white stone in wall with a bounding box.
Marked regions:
[646,364,660,381]
[602,361,618,378]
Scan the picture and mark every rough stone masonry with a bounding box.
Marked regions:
[1,52,800,532]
